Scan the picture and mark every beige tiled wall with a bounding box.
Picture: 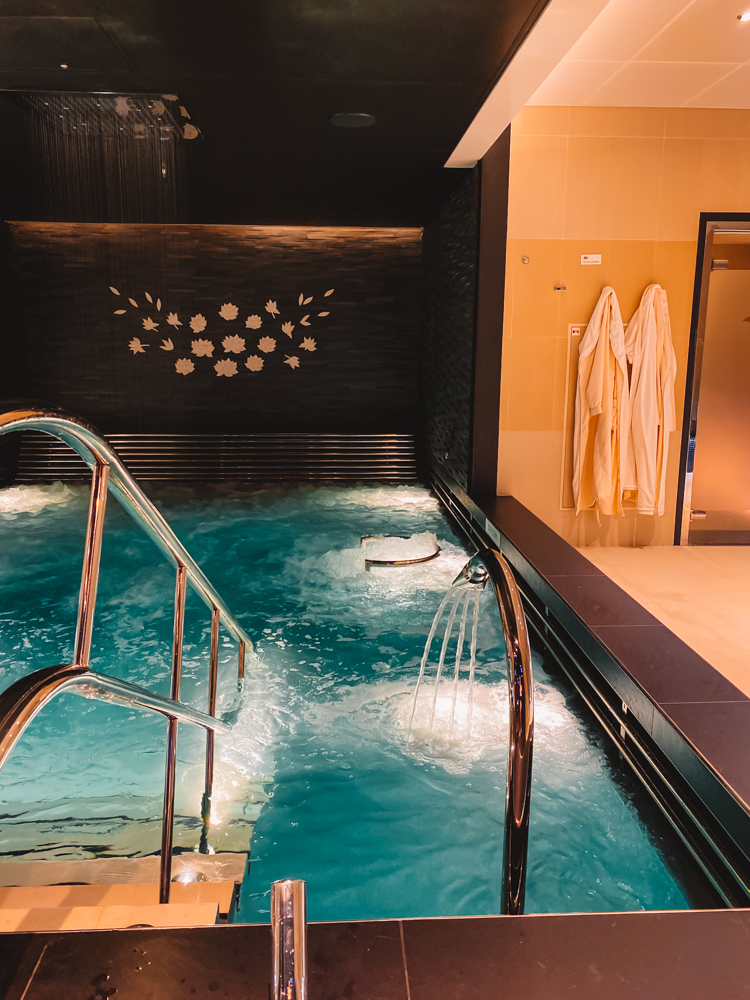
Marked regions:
[499,105,750,546]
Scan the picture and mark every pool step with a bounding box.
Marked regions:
[0,852,247,888]
[0,880,236,912]
[0,902,220,932]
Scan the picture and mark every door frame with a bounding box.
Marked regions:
[675,212,750,544]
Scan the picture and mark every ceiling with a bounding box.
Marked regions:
[529,0,750,107]
[0,0,549,225]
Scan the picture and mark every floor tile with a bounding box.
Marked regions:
[591,625,749,704]
[402,910,750,999]
[579,545,750,696]
[480,495,605,577]
[659,701,750,808]
[546,574,661,627]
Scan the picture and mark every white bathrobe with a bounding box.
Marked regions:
[573,287,630,516]
[623,284,677,516]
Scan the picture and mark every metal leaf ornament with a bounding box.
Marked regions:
[129,338,148,354]
[219,303,239,321]
[222,335,245,354]
[245,315,262,329]
[190,314,207,333]
[246,356,264,371]
[175,358,194,374]
[258,336,276,353]
[143,317,159,331]
[281,321,295,338]
[284,355,300,369]
[167,313,182,327]
[265,300,280,318]
[191,339,214,357]
[215,358,238,377]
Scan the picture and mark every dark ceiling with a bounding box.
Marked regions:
[0,0,548,225]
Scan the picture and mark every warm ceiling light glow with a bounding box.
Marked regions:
[738,11,750,20]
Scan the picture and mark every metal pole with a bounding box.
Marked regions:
[271,880,307,1000]
[160,562,187,904]
[200,607,220,850]
[453,548,534,915]
[487,550,534,916]
[73,460,109,668]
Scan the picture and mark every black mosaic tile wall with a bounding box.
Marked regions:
[420,170,479,490]
[5,222,422,435]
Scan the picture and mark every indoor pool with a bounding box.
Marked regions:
[0,482,705,919]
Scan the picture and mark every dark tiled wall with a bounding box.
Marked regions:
[421,170,479,490]
[6,222,422,435]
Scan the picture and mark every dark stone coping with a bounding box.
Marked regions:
[3,910,750,999]
[429,467,750,869]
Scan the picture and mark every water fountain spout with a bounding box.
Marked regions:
[452,554,489,589]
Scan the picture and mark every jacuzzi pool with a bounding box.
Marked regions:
[0,482,706,920]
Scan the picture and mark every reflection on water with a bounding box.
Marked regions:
[0,483,694,919]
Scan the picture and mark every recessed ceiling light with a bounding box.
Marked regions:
[329,113,376,128]
[738,11,750,20]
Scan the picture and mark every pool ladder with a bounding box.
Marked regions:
[0,404,253,903]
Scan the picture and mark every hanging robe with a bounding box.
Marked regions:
[573,286,630,516]
[623,284,677,517]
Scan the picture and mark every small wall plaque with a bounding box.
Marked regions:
[581,253,602,265]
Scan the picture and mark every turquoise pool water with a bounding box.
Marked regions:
[0,483,701,918]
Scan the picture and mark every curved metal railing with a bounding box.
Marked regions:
[0,663,231,901]
[0,404,253,901]
[453,547,534,915]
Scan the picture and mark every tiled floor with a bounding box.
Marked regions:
[578,545,750,698]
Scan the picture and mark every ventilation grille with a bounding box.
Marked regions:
[14,433,418,483]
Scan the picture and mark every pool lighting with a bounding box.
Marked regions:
[738,11,750,20]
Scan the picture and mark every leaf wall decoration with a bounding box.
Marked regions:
[110,287,120,295]
[222,334,245,354]
[300,315,311,326]
[303,296,312,305]
[298,293,304,306]
[318,311,330,317]
[145,292,153,303]
[161,338,174,351]
[128,298,138,307]
[175,358,194,375]
[156,299,162,311]
[324,289,334,296]
[215,358,238,377]
[191,338,214,357]
[114,309,126,315]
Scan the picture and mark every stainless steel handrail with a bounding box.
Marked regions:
[0,403,252,901]
[0,663,230,768]
[0,405,253,652]
[454,547,534,916]
[0,663,230,900]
